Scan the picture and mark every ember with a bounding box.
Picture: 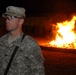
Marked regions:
[41,15,76,49]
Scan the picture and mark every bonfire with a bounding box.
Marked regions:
[41,15,76,49]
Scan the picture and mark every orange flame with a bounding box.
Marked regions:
[49,16,76,49]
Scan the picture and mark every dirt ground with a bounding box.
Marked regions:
[34,37,76,75]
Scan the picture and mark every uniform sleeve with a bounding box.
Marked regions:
[28,42,45,75]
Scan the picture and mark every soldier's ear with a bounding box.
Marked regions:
[19,19,24,25]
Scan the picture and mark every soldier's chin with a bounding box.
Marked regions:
[6,28,11,31]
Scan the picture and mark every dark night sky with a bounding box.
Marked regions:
[0,0,76,17]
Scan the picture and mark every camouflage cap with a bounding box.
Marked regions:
[2,6,26,18]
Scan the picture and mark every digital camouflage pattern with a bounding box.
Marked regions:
[0,32,45,75]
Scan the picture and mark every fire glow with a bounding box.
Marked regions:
[41,16,76,49]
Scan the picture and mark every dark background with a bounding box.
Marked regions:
[0,0,76,17]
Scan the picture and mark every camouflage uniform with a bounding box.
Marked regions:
[0,32,45,75]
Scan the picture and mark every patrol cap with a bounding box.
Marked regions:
[2,6,26,18]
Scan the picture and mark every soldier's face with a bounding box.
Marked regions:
[5,16,20,31]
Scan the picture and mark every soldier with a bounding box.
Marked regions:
[0,6,45,75]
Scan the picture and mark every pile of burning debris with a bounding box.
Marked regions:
[39,15,76,49]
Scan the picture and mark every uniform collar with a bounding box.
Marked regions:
[1,32,24,47]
